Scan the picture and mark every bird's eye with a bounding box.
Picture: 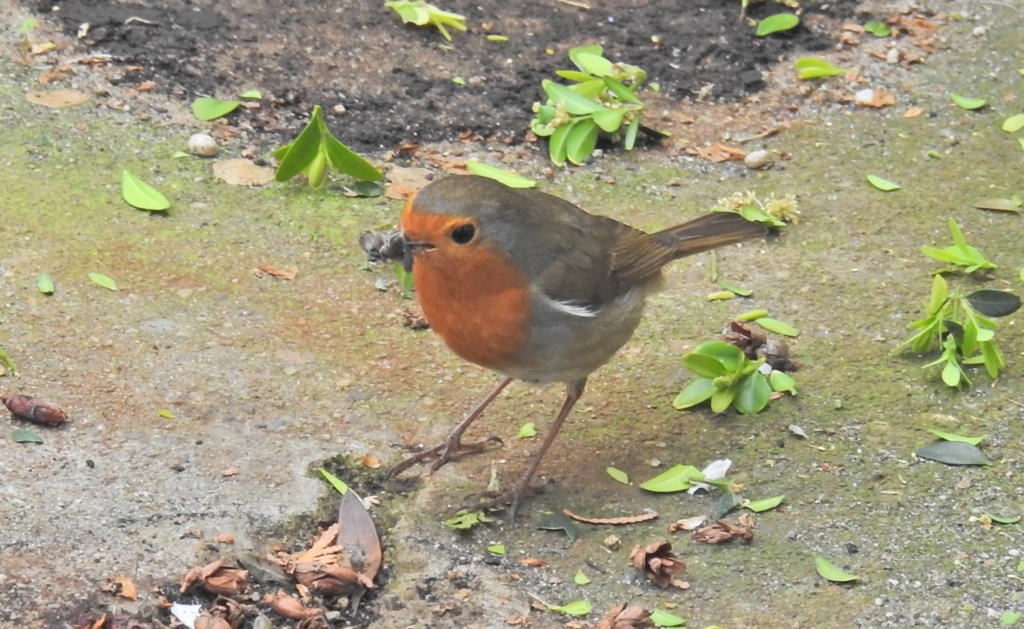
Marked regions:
[450,223,476,244]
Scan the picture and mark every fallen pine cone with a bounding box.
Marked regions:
[593,603,653,629]
[629,541,687,589]
[2,394,69,426]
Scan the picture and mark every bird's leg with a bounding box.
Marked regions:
[468,378,587,520]
[387,376,513,479]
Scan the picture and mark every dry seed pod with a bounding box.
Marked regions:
[2,394,69,426]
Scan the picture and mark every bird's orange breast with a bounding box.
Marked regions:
[402,209,531,372]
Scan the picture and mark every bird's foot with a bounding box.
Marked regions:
[388,434,504,479]
[464,478,538,521]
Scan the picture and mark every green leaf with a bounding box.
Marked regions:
[324,134,383,181]
[12,428,43,444]
[191,96,240,121]
[601,77,642,104]
[606,466,629,485]
[973,197,1022,213]
[720,281,752,297]
[276,106,327,182]
[518,422,537,438]
[239,89,262,99]
[734,373,771,414]
[159,408,175,419]
[714,489,742,519]
[757,317,799,337]
[121,170,170,211]
[673,377,716,409]
[1000,611,1022,626]
[535,512,579,541]
[794,57,847,79]
[866,174,901,191]
[639,464,703,493]
[769,370,797,395]
[941,359,961,387]
[929,432,983,446]
[592,108,626,133]
[548,122,573,167]
[543,80,605,115]
[548,600,592,617]
[568,45,604,71]
[966,289,1021,317]
[465,161,536,188]
[814,555,859,582]
[624,116,640,150]
[682,353,730,379]
[445,509,494,530]
[487,544,506,555]
[983,513,1021,525]
[650,609,687,627]
[573,570,592,585]
[692,341,745,372]
[172,150,189,159]
[0,347,16,375]
[1003,114,1024,133]
[37,273,54,294]
[737,308,768,322]
[574,51,615,77]
[863,21,891,37]
[89,273,117,291]
[950,93,987,110]
[319,468,349,494]
[915,441,990,466]
[710,386,736,413]
[306,148,328,189]
[564,119,600,165]
[486,35,508,42]
[745,495,785,512]
[756,13,799,36]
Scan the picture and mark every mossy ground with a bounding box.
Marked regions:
[2,2,1023,628]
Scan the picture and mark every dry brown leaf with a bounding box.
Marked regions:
[216,533,235,544]
[593,603,653,629]
[667,515,706,532]
[25,89,89,108]
[385,166,434,199]
[859,89,896,108]
[904,106,924,118]
[691,142,747,163]
[77,613,106,629]
[336,485,383,583]
[629,541,687,589]
[195,615,232,629]
[213,159,275,186]
[563,508,658,525]
[220,468,240,477]
[842,22,865,33]
[254,263,298,280]
[360,454,381,469]
[262,590,323,621]
[181,558,250,595]
[519,558,548,568]
[293,523,342,564]
[692,520,754,544]
[101,575,138,601]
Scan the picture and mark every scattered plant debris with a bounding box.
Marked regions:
[563,508,658,525]
[273,105,382,189]
[915,440,990,466]
[692,520,754,544]
[921,219,997,274]
[122,170,170,211]
[713,190,799,227]
[594,603,653,629]
[384,0,467,41]
[192,96,240,121]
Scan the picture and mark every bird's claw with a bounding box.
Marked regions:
[388,435,504,479]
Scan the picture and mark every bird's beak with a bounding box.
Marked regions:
[401,237,435,273]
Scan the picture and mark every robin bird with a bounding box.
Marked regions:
[388,175,765,514]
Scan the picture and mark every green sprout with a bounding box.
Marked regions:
[385,1,466,41]
[529,45,667,166]
[898,275,1020,387]
[921,218,996,274]
[273,105,382,189]
[673,341,795,414]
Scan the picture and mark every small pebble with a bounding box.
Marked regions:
[744,149,772,170]
[885,48,901,64]
[972,25,986,37]
[333,104,347,114]
[188,133,218,157]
